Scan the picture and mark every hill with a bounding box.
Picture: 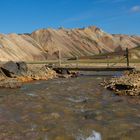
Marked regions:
[0,26,140,61]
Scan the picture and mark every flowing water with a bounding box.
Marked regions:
[0,72,140,140]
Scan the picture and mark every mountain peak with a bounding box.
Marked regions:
[0,26,140,61]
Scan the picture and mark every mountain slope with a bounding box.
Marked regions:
[0,26,140,61]
[129,46,140,59]
[31,26,140,59]
[0,33,46,61]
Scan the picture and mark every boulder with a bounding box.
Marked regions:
[1,61,28,78]
[16,62,28,75]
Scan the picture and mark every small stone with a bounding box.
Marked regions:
[50,113,61,119]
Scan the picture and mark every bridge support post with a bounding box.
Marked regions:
[126,48,129,67]
[107,56,110,67]
[76,56,79,68]
[58,49,61,66]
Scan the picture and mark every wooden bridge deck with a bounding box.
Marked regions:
[52,66,135,71]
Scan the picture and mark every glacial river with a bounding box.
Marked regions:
[0,72,140,140]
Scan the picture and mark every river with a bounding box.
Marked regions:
[0,72,140,140]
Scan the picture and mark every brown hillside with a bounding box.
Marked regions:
[0,26,140,61]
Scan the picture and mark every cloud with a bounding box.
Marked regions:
[63,10,94,23]
[64,15,91,23]
[131,6,140,13]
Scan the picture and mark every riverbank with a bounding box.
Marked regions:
[102,71,140,96]
[0,61,57,88]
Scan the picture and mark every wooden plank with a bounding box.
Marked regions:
[53,67,135,71]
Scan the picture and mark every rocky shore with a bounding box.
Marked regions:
[0,61,78,89]
[0,61,57,88]
[102,71,140,96]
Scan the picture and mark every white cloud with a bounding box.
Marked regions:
[131,6,140,13]
[63,10,94,23]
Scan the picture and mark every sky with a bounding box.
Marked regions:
[0,0,140,35]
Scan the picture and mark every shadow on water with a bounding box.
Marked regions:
[79,71,123,77]
[0,71,140,140]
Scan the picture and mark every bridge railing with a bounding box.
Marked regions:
[27,48,130,69]
[51,48,130,68]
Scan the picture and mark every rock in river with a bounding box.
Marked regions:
[102,71,140,96]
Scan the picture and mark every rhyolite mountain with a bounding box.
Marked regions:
[0,26,140,61]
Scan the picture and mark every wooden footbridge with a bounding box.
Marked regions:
[28,48,135,72]
[45,48,135,72]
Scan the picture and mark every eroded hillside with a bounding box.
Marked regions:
[0,26,140,61]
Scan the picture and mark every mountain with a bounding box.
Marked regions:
[0,33,46,61]
[129,45,140,59]
[0,26,140,61]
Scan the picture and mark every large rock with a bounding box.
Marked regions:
[1,61,28,77]
[16,61,28,75]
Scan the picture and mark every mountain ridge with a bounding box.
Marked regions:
[0,26,140,61]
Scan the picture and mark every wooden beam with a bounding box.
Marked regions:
[126,48,129,67]
[53,67,134,72]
